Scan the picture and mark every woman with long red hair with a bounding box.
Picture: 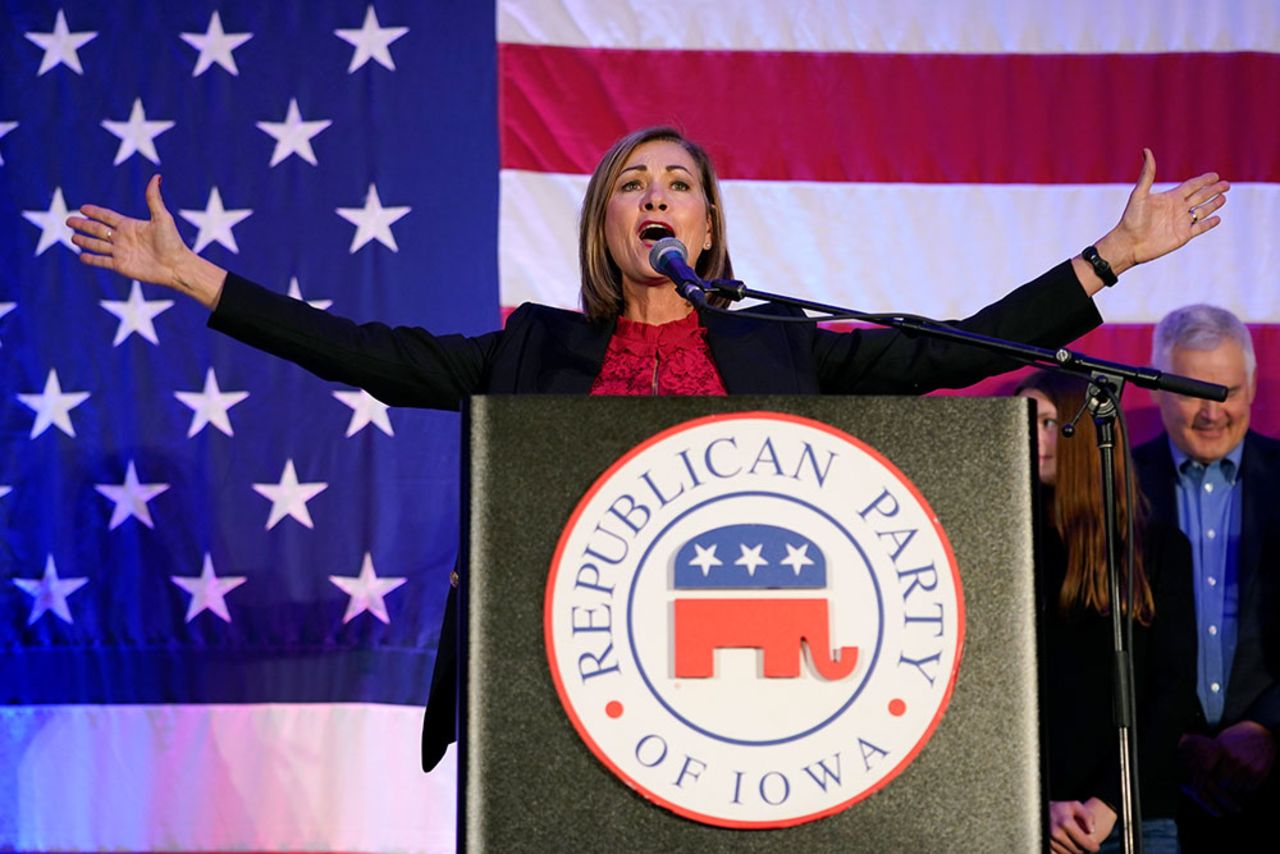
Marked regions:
[1017,370,1196,853]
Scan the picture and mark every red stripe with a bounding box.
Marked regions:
[500,45,1280,183]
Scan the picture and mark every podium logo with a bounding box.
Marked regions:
[672,525,858,681]
[546,412,964,829]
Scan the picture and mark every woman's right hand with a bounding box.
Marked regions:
[1048,799,1110,854]
[67,175,227,309]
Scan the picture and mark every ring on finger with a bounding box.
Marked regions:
[1189,208,1200,224]
[106,228,113,241]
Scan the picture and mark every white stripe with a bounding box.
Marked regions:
[0,704,455,853]
[499,0,1280,54]
[500,170,1280,323]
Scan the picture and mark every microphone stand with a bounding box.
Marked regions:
[701,278,1224,401]
[698,277,1226,854]
[1085,373,1141,854]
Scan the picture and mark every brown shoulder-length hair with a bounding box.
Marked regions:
[578,126,734,321]
[1015,370,1155,624]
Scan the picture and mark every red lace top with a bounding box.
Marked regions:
[589,311,727,396]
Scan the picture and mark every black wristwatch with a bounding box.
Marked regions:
[1081,245,1118,287]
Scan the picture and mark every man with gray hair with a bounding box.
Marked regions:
[1134,303,1280,851]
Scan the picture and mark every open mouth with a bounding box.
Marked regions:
[639,222,675,243]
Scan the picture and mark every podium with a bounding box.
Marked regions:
[459,396,1044,852]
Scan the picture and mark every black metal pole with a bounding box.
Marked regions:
[701,278,1227,401]
[1086,378,1142,854]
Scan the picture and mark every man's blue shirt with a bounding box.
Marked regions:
[1170,437,1245,725]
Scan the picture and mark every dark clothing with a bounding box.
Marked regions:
[1134,430,1280,850]
[208,261,1098,405]
[208,260,1103,772]
[1039,520,1197,819]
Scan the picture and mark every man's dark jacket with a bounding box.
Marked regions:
[1132,430,1280,736]
[1133,428,1280,847]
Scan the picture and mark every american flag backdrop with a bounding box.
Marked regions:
[1,2,1277,852]
[2,2,493,851]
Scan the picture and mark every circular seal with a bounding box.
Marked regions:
[545,412,964,828]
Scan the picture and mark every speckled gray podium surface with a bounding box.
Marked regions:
[461,396,1041,852]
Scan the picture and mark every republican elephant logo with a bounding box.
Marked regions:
[671,523,857,681]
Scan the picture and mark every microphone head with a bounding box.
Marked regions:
[648,237,688,276]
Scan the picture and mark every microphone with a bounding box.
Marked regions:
[648,237,708,306]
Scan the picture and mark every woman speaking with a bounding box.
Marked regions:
[66,125,1228,769]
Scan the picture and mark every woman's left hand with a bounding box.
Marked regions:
[1096,148,1229,276]
[1080,797,1117,847]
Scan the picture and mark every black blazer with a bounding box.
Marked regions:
[1133,430,1280,735]
[209,260,1100,402]
[208,260,1104,772]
